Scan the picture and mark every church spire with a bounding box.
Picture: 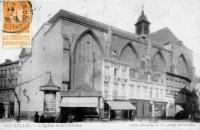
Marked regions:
[135,4,150,38]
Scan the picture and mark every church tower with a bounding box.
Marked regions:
[135,6,150,38]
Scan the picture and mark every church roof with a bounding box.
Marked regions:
[0,59,19,66]
[47,9,167,52]
[150,27,183,46]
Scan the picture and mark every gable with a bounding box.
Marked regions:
[150,27,181,45]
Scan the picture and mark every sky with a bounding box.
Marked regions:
[0,0,200,76]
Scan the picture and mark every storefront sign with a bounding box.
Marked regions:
[44,92,56,113]
[60,97,98,107]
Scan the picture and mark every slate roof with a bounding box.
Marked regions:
[47,9,167,52]
[0,59,19,66]
[40,77,61,92]
[150,27,183,46]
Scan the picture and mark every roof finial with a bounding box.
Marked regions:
[141,0,144,15]
[49,71,52,79]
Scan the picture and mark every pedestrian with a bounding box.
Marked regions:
[40,113,45,123]
[34,111,39,123]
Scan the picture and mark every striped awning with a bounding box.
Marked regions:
[106,101,136,110]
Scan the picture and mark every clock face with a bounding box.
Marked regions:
[3,0,33,33]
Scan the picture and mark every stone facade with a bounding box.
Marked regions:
[0,59,19,118]
[16,9,193,120]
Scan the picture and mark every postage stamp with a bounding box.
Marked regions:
[2,0,33,48]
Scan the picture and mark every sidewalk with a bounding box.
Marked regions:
[0,118,193,123]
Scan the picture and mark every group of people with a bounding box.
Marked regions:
[35,112,57,123]
[34,112,45,123]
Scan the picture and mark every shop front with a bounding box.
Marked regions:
[60,84,102,122]
[104,100,136,121]
[130,99,151,118]
[60,97,100,122]
[0,100,14,118]
[154,101,167,119]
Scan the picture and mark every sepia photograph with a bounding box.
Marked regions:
[0,0,200,129]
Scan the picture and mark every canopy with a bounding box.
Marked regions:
[60,97,98,107]
[106,101,136,110]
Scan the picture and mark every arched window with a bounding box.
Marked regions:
[177,55,187,77]
[120,44,138,67]
[152,52,165,72]
[120,44,138,78]
[74,32,102,64]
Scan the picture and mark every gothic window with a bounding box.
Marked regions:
[120,44,138,67]
[152,52,165,72]
[177,55,187,77]
[74,32,102,64]
[120,44,138,78]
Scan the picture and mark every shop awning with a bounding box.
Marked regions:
[60,97,98,107]
[106,101,136,110]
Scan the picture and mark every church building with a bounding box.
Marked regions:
[16,8,193,121]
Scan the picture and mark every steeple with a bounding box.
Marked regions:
[135,5,150,38]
